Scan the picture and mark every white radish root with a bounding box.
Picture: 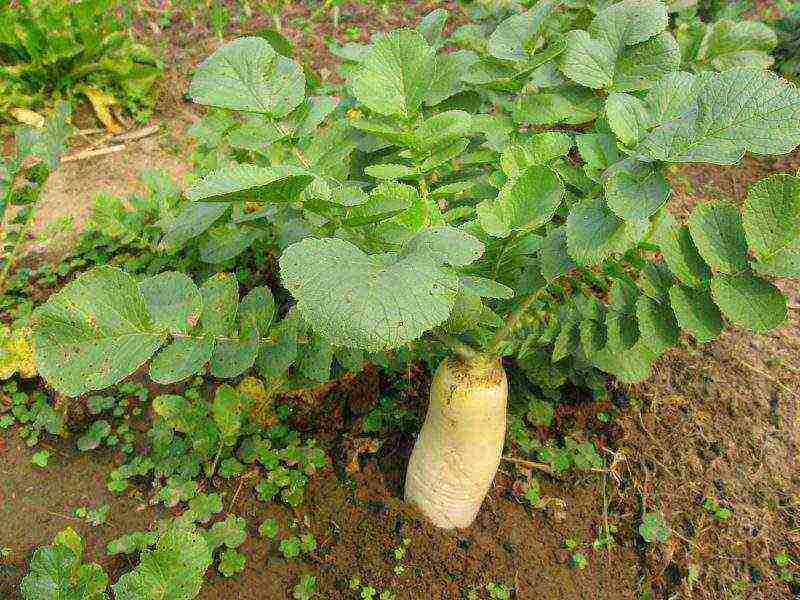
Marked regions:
[404,355,508,529]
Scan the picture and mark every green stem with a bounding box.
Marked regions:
[485,288,547,356]
[0,195,38,297]
[432,329,482,363]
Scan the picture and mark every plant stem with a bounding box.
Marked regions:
[431,329,482,362]
[485,288,547,356]
[0,199,37,298]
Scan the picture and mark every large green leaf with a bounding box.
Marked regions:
[487,0,557,61]
[351,29,435,118]
[476,166,564,238]
[639,69,800,164]
[589,0,669,51]
[186,164,314,203]
[696,20,777,71]
[149,337,214,385]
[558,30,616,89]
[199,224,262,264]
[515,86,604,125]
[20,536,108,600]
[592,340,657,383]
[741,173,800,261]
[500,131,573,178]
[539,226,575,281]
[139,273,202,335]
[652,211,711,286]
[687,201,748,274]
[605,92,651,146]
[636,295,679,354]
[160,203,228,250]
[112,526,212,600]
[668,285,724,343]
[603,158,670,220]
[33,268,168,397]
[280,237,461,351]
[710,274,787,332]
[400,226,485,267]
[613,32,680,91]
[188,37,305,117]
[566,197,648,264]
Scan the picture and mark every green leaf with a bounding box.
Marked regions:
[487,0,557,61]
[364,163,417,180]
[752,239,800,278]
[187,164,314,203]
[204,515,247,551]
[199,224,262,264]
[211,313,259,379]
[418,8,448,46]
[425,50,477,106]
[652,211,711,286]
[605,93,650,146]
[636,296,679,354]
[259,518,279,539]
[592,340,656,383]
[515,86,603,125]
[298,333,334,383]
[33,267,168,397]
[741,173,800,261]
[566,197,648,264]
[669,285,724,343]
[149,338,214,385]
[200,274,239,338]
[459,276,515,300]
[687,201,748,274]
[603,158,670,220]
[613,32,680,91]
[139,273,202,335]
[189,36,305,117]
[187,493,223,524]
[539,226,575,281]
[240,286,276,335]
[558,30,616,89]
[256,314,298,381]
[639,69,800,164]
[696,20,777,71]
[500,131,573,178]
[280,237,460,351]
[710,274,787,332]
[112,526,212,600]
[212,385,243,446]
[160,203,228,250]
[218,548,246,578]
[477,166,564,238]
[577,133,620,171]
[351,29,435,118]
[413,110,473,152]
[639,260,674,302]
[401,226,485,267]
[21,536,108,600]
[589,0,669,51]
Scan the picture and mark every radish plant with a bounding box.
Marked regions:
[32,2,800,528]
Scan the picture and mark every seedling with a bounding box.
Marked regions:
[487,583,511,600]
[703,497,732,521]
[74,504,110,527]
[639,513,670,543]
[28,4,800,533]
[293,574,318,599]
[259,518,280,539]
[31,449,50,468]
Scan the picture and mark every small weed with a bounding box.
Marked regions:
[639,513,670,543]
[487,582,511,599]
[31,449,50,468]
[703,497,732,521]
[259,518,279,539]
[293,573,318,599]
[74,504,110,527]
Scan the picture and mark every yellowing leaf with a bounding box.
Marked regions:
[0,326,37,380]
[237,376,277,427]
[83,88,123,134]
[10,107,45,128]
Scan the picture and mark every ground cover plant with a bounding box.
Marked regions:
[26,0,800,532]
[2,0,800,598]
[0,0,162,126]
